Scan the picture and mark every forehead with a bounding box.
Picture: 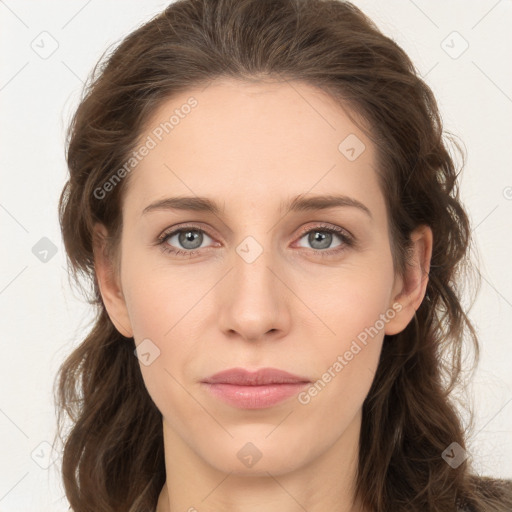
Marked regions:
[123,78,384,219]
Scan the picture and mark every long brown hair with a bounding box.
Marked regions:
[54,0,512,510]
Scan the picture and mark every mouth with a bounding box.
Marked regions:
[201,367,311,409]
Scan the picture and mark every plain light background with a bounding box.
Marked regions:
[0,0,511,510]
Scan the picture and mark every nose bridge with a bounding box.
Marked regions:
[217,230,289,341]
[235,234,275,294]
[233,231,279,309]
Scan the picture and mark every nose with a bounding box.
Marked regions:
[216,240,291,343]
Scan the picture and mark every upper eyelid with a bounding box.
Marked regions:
[159,223,214,242]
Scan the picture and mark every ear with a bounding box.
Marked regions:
[93,222,134,338]
[384,225,433,336]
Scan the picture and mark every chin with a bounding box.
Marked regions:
[197,430,316,477]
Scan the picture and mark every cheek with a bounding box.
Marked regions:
[120,257,205,406]
[126,285,194,425]
[307,260,395,349]
[121,249,190,340]
[300,266,394,408]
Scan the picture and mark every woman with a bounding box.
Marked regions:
[54,0,512,510]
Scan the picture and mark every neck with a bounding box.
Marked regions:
[156,410,367,512]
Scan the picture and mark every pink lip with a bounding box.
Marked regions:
[201,368,310,409]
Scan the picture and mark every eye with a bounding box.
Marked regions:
[294,224,354,256]
[156,223,354,258]
[157,225,216,257]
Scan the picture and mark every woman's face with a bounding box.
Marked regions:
[98,78,420,477]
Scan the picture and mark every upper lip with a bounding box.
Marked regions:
[202,367,311,385]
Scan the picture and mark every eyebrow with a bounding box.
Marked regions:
[141,194,372,218]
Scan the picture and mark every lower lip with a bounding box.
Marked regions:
[201,382,309,409]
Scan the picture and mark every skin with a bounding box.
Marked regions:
[94,78,432,512]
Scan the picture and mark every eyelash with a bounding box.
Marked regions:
[156,223,355,258]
